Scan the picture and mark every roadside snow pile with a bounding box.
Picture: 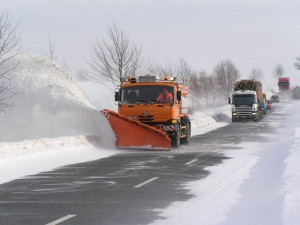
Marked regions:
[282,103,300,224]
[0,135,115,184]
[0,54,115,147]
[0,135,102,160]
[190,105,231,136]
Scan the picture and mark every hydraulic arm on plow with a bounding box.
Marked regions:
[102,75,191,150]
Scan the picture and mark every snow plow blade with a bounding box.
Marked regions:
[101,109,171,150]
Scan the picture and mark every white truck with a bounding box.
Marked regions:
[229,80,263,122]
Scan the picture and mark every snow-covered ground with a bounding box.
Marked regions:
[0,54,299,224]
[151,102,300,225]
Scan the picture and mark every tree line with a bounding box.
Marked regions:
[0,12,297,113]
[85,24,291,110]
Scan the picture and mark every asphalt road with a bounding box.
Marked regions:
[0,104,282,225]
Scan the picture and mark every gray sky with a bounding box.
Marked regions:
[3,0,300,86]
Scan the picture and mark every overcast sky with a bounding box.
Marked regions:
[3,0,300,86]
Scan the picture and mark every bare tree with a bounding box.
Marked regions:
[148,61,177,78]
[273,63,285,78]
[213,59,241,97]
[46,35,57,61]
[187,71,201,110]
[176,58,192,84]
[147,64,163,77]
[44,35,69,71]
[0,12,22,113]
[87,24,146,85]
[249,68,264,81]
[198,71,212,105]
[75,68,89,81]
[294,55,300,70]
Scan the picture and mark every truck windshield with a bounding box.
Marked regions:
[278,82,290,86]
[232,94,255,105]
[120,85,173,104]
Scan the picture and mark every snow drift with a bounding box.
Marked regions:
[0,54,115,147]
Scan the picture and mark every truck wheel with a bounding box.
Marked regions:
[260,111,263,120]
[171,124,181,148]
[181,120,191,144]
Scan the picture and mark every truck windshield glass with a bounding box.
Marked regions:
[278,82,290,86]
[232,94,255,104]
[121,86,173,103]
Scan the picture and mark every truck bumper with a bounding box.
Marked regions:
[232,112,257,120]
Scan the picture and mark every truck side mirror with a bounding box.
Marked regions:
[115,92,119,101]
[228,97,231,104]
[177,91,182,101]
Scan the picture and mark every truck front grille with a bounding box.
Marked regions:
[138,115,154,122]
[235,106,253,116]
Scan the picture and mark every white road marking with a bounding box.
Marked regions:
[134,177,159,188]
[185,159,198,165]
[45,214,76,225]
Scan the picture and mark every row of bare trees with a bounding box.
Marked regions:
[1,11,297,113]
[85,24,242,108]
[85,24,245,109]
[87,24,300,109]
[0,12,22,113]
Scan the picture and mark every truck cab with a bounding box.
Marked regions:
[278,77,290,92]
[230,90,260,121]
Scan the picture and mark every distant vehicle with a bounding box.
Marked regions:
[229,79,263,122]
[278,77,290,92]
[266,100,272,109]
[262,93,267,114]
[292,86,300,100]
[271,95,280,103]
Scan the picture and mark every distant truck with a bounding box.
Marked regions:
[229,79,263,122]
[292,86,300,100]
[278,77,290,92]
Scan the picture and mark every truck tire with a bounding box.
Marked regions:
[181,120,191,144]
[254,113,260,122]
[171,124,181,148]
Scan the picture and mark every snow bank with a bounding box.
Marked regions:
[0,135,115,184]
[190,105,231,136]
[282,103,300,224]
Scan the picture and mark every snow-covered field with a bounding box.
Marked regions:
[0,54,299,224]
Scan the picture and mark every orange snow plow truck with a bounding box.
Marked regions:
[101,75,191,150]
